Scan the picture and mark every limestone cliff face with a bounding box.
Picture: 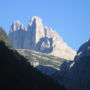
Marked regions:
[9,21,27,48]
[28,16,45,43]
[9,16,76,60]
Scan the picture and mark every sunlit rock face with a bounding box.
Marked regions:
[9,16,76,60]
[28,16,45,43]
[9,21,27,48]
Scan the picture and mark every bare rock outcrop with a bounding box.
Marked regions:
[9,16,76,60]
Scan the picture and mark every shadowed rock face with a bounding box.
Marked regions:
[9,16,76,60]
[75,39,90,60]
[9,30,27,48]
[36,65,58,76]
[53,39,90,90]
[0,41,65,90]
[36,37,53,53]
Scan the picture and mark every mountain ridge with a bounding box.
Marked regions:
[9,16,76,60]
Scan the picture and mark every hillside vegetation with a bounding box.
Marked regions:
[0,27,12,48]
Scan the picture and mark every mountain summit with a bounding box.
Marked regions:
[9,16,76,60]
[10,20,27,32]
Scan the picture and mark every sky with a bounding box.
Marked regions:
[0,0,90,51]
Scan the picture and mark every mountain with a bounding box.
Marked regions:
[16,49,66,76]
[53,39,90,90]
[0,41,65,90]
[9,16,76,60]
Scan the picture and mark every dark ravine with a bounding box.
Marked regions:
[0,41,65,90]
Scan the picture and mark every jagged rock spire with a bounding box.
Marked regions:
[28,16,43,26]
[10,20,27,32]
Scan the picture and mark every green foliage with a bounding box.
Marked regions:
[0,27,12,48]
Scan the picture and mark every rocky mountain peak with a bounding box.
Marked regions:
[9,16,76,60]
[28,16,43,27]
[28,16,45,43]
[10,20,27,32]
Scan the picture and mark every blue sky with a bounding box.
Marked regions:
[0,0,90,51]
